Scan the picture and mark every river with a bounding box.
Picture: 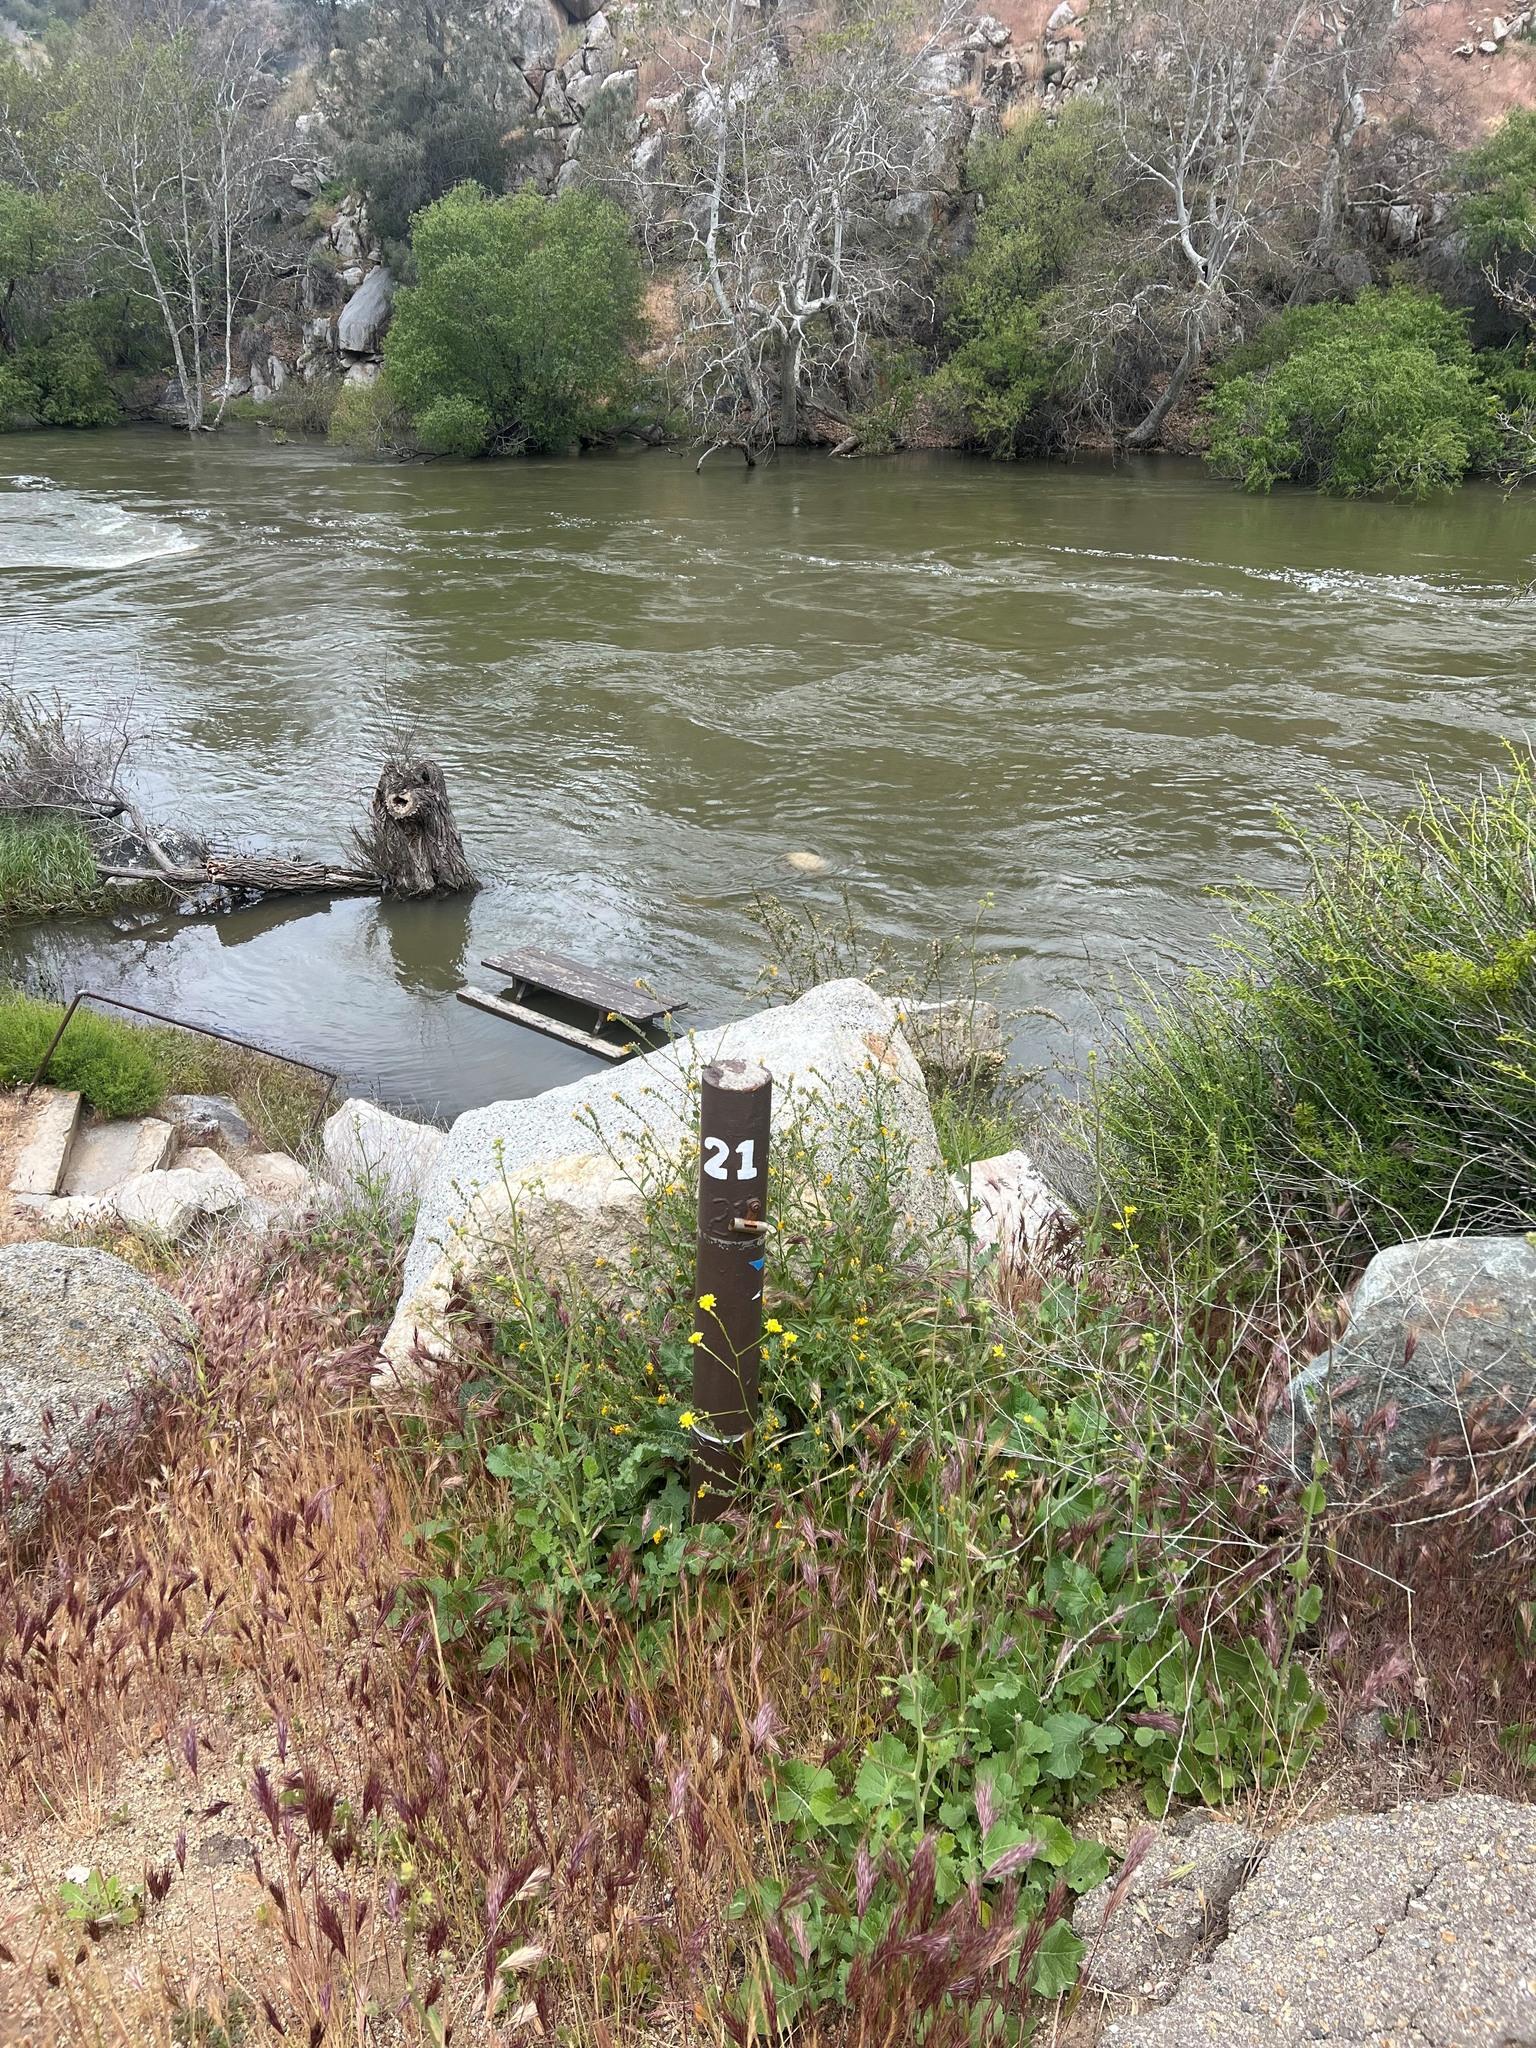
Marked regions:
[1,428,1531,1117]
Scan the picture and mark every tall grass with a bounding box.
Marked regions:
[1084,752,1536,1283]
[0,813,103,922]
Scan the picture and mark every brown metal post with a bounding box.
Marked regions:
[690,1058,771,1520]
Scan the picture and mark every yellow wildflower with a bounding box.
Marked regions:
[688,1331,704,1346]
[652,1526,667,1545]
[678,1410,697,1429]
[765,1318,783,1335]
[698,1292,717,1312]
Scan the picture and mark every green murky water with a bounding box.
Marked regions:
[2,428,1531,1115]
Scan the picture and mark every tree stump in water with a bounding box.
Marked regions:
[354,758,477,898]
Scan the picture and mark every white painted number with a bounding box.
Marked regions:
[703,1136,759,1181]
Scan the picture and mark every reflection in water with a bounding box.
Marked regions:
[2,432,1532,1115]
[372,896,473,997]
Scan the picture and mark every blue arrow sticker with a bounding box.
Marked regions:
[750,1257,766,1271]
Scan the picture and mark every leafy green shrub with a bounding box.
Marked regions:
[1085,752,1536,1275]
[409,1085,1324,2025]
[935,104,1120,456]
[414,391,492,458]
[328,372,418,457]
[1204,287,1498,497]
[0,991,165,1117]
[0,815,102,920]
[1455,108,1536,273]
[385,183,645,456]
[0,191,118,431]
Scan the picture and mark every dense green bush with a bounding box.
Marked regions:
[1086,752,1536,1276]
[1455,109,1536,274]
[0,991,165,1117]
[385,184,645,456]
[0,190,118,430]
[1204,287,1498,497]
[935,105,1119,455]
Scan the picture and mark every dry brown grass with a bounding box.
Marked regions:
[0,1222,905,2048]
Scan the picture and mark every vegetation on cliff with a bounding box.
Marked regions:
[3,0,1536,484]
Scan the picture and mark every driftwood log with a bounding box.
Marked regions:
[98,756,477,902]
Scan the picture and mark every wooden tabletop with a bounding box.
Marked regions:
[480,948,685,1024]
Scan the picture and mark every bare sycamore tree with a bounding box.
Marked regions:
[1096,0,1311,447]
[642,0,957,457]
[52,0,288,431]
[1301,0,1414,280]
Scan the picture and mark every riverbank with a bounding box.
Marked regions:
[3,843,1536,2031]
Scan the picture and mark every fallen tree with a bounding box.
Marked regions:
[0,686,478,903]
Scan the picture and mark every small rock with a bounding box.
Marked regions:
[957,1149,1074,1275]
[1343,1706,1392,1756]
[323,1100,446,1220]
[164,1095,252,1153]
[0,1243,193,1527]
[1492,13,1509,35]
[235,1151,336,1223]
[115,1160,252,1241]
[1271,1235,1536,1491]
[783,849,830,874]
[1479,36,1499,51]
[1075,1813,1260,2002]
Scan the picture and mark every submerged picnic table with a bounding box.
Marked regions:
[457,947,687,1062]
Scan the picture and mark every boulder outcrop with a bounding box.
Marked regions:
[380,979,954,1385]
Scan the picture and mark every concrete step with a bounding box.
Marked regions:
[61,1116,176,1197]
[8,1090,83,1197]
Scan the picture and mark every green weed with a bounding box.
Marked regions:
[0,988,165,1116]
[0,813,103,922]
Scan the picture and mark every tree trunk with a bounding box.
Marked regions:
[779,335,801,445]
[1124,329,1203,450]
[352,758,478,897]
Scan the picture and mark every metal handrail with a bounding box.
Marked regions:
[24,989,339,1127]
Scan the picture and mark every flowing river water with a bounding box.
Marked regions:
[2,428,1532,1117]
